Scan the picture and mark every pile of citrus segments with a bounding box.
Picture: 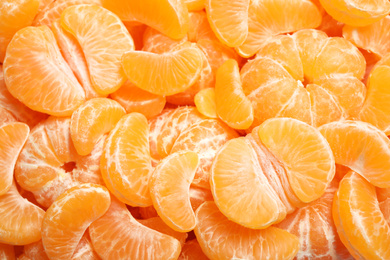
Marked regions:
[1,0,390,259]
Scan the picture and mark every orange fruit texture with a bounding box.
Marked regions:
[0,243,14,260]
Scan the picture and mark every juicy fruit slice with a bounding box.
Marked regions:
[319,120,390,188]
[149,151,199,232]
[41,183,110,260]
[0,182,45,245]
[101,113,153,206]
[3,26,85,116]
[101,0,189,39]
[194,88,217,118]
[319,0,390,26]
[257,118,335,202]
[70,98,125,156]
[333,171,390,259]
[89,197,181,260]
[215,59,253,129]
[194,201,300,260]
[205,0,249,47]
[0,123,29,195]
[61,4,134,95]
[122,47,204,96]
[0,0,40,62]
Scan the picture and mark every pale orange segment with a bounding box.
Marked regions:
[149,151,199,232]
[89,196,181,260]
[0,181,45,245]
[122,47,204,96]
[319,120,390,188]
[215,59,253,130]
[0,108,16,128]
[194,88,217,118]
[0,0,40,62]
[0,123,29,196]
[194,201,300,259]
[205,0,249,47]
[60,4,135,95]
[101,0,189,39]
[333,171,390,259]
[41,183,110,260]
[101,113,153,206]
[70,98,125,156]
[3,26,85,116]
[257,118,335,203]
[319,0,390,26]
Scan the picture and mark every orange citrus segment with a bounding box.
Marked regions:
[205,0,249,47]
[194,201,300,259]
[215,59,253,130]
[319,120,390,188]
[60,4,135,95]
[122,47,204,96]
[101,0,189,39]
[101,113,153,206]
[70,98,126,156]
[0,122,29,196]
[179,239,209,260]
[3,26,85,116]
[149,151,199,232]
[257,118,335,203]
[194,88,217,118]
[0,243,14,259]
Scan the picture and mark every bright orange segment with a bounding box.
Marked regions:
[70,98,125,156]
[101,113,153,206]
[41,183,110,260]
[194,201,300,259]
[149,151,199,232]
[194,88,217,118]
[60,4,135,95]
[0,123,29,195]
[3,26,85,116]
[122,47,204,96]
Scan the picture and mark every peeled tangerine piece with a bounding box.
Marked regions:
[122,47,204,96]
[205,0,249,47]
[319,0,390,27]
[0,181,45,245]
[194,201,300,260]
[89,197,181,260]
[41,183,110,260]
[60,4,135,95]
[319,120,390,188]
[333,171,390,259]
[3,26,85,116]
[194,88,217,118]
[149,151,199,232]
[0,123,29,196]
[70,98,125,156]
[215,59,253,130]
[101,113,153,206]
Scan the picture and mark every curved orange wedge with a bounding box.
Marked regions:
[194,88,217,119]
[122,47,204,96]
[149,151,199,232]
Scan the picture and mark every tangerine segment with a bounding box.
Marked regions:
[195,201,300,260]
[319,120,390,188]
[236,0,321,58]
[70,98,125,156]
[194,88,217,119]
[215,59,253,130]
[210,137,287,229]
[0,243,14,259]
[333,171,390,259]
[0,0,40,62]
[122,47,204,96]
[0,123,29,196]
[179,239,209,260]
[205,0,249,47]
[60,4,134,95]
[257,118,335,203]
[3,26,85,116]
[101,113,153,206]
[42,183,110,260]
[89,197,181,260]
[0,182,45,245]
[319,0,390,26]
[101,0,189,39]
[149,151,199,232]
